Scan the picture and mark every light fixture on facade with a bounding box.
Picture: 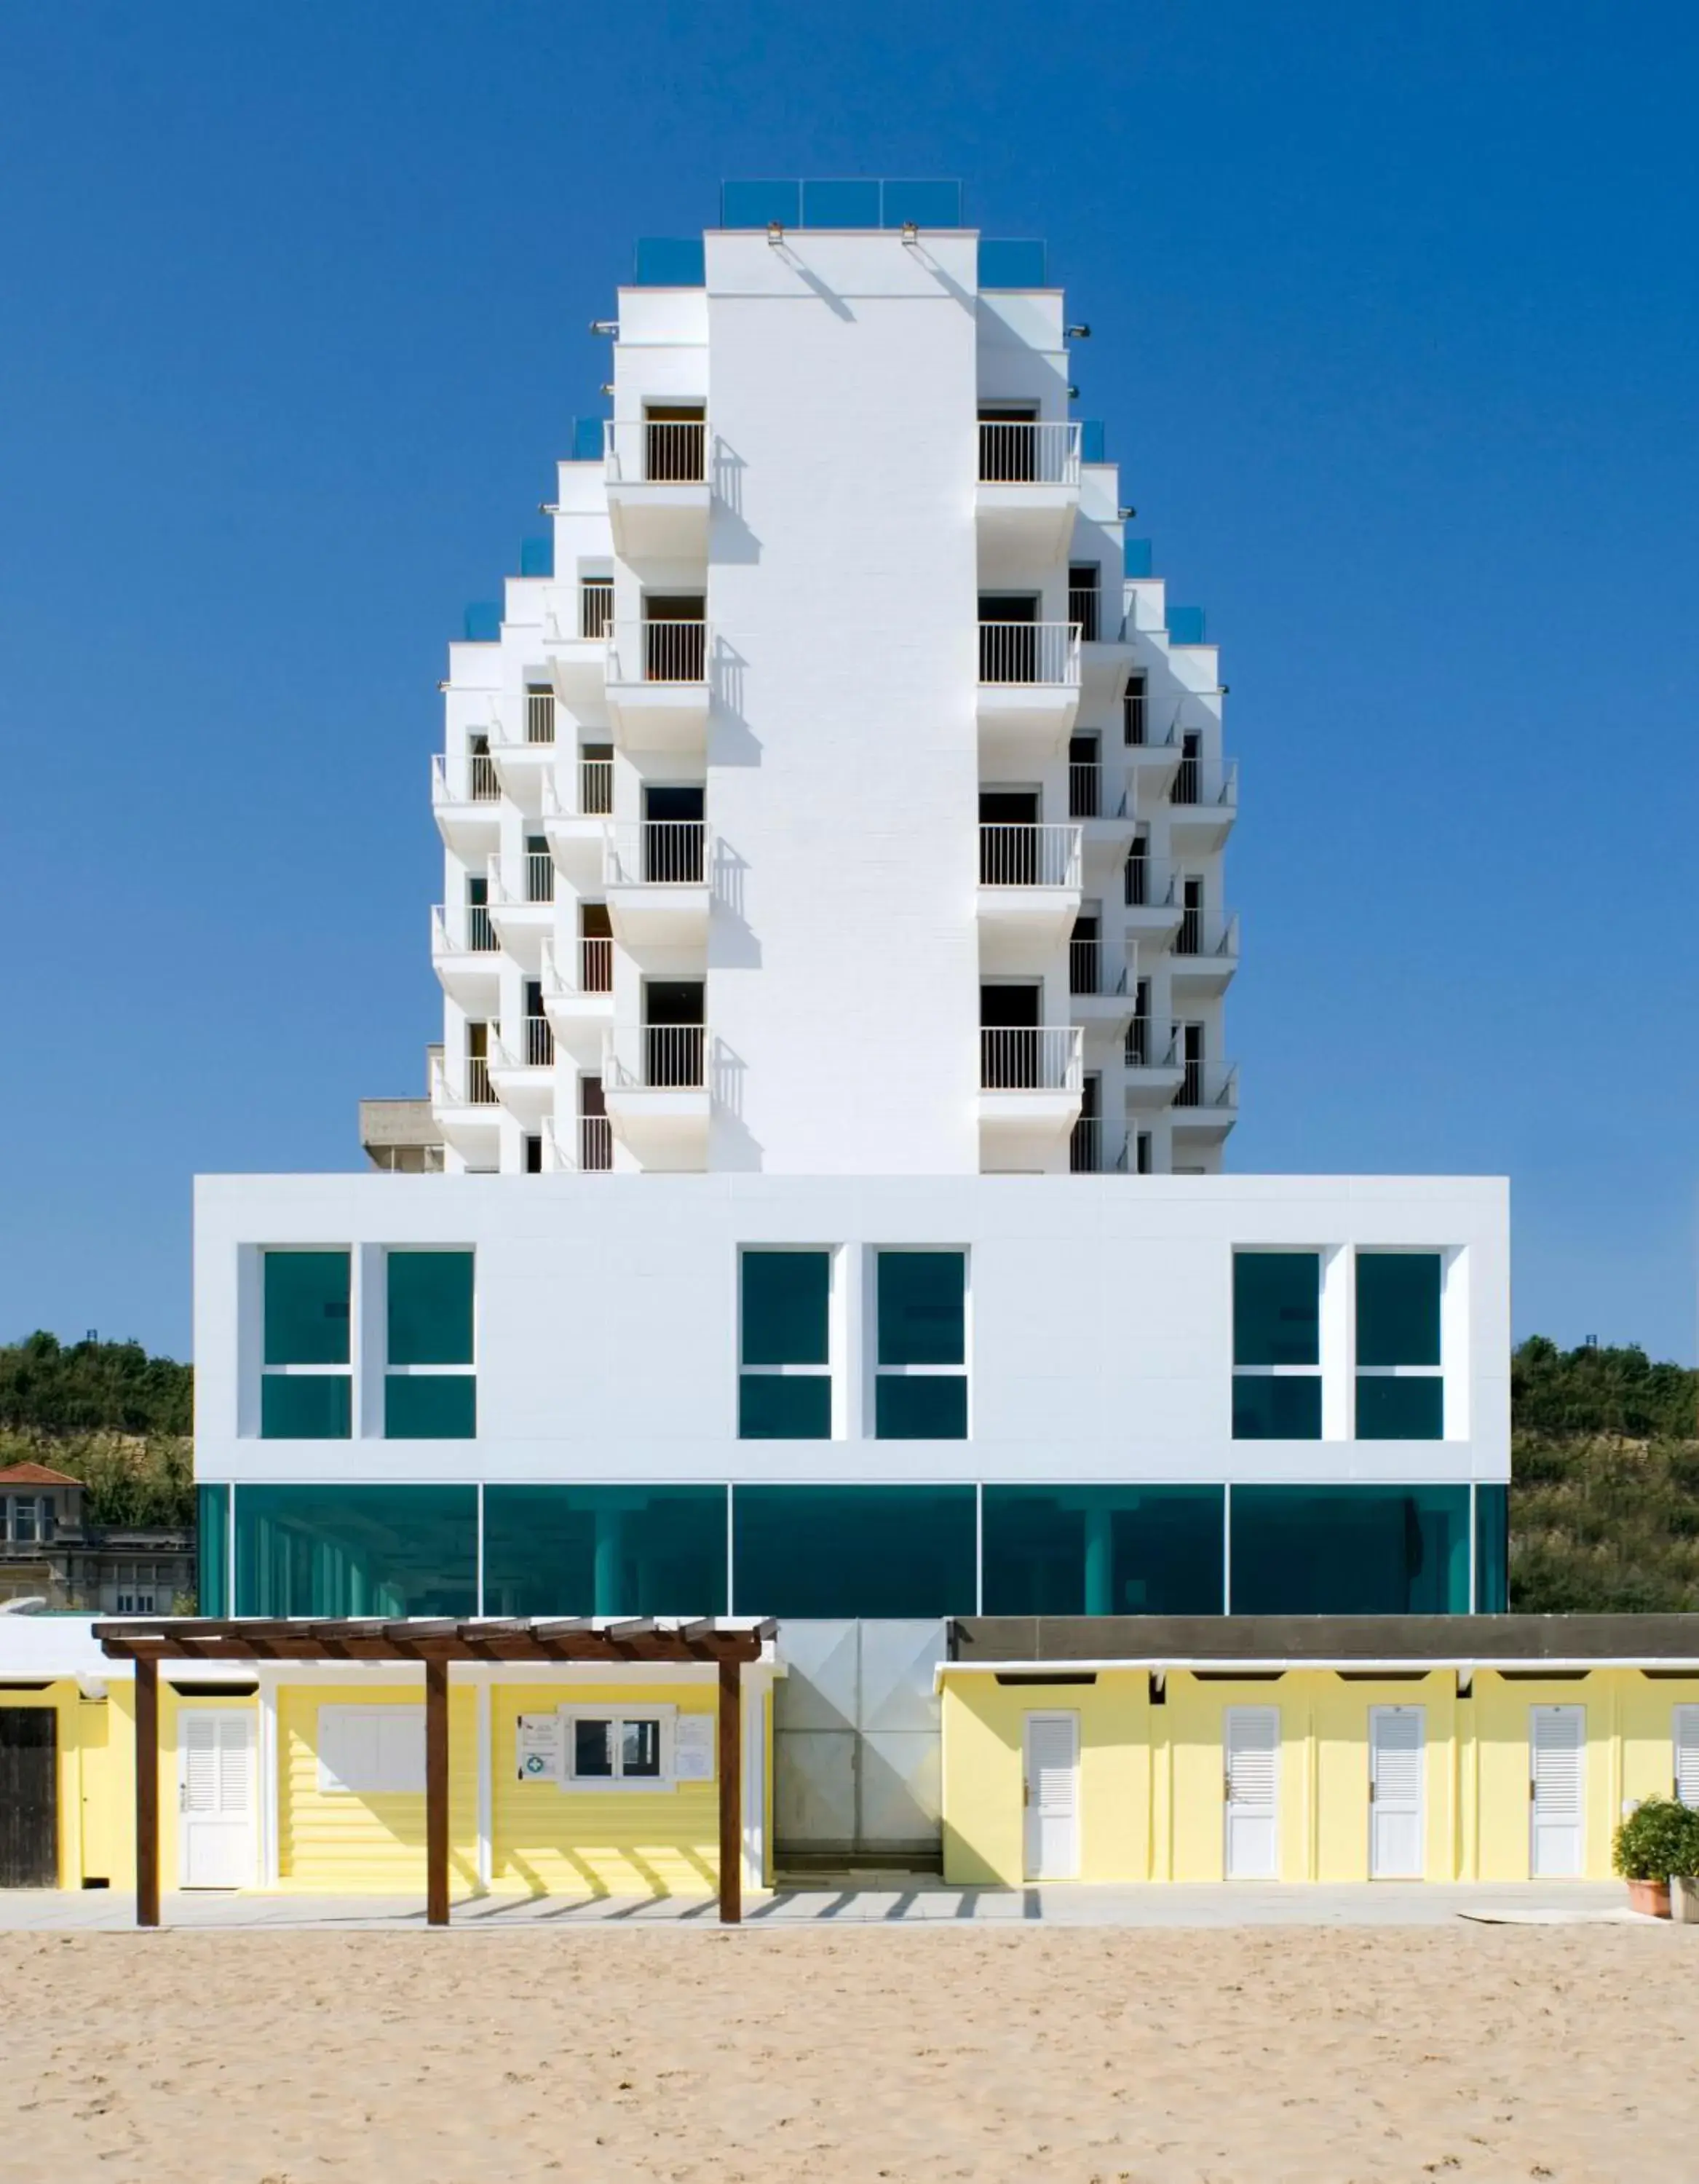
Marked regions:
[589,320,619,337]
[537,502,560,516]
[900,221,919,244]
[1066,323,1091,339]
[1118,505,1137,520]
[767,221,783,245]
[599,383,614,397]
[1066,384,1079,399]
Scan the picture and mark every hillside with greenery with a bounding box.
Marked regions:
[0,1332,194,1527]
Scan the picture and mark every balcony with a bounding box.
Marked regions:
[605,620,710,752]
[541,761,614,888]
[975,422,1081,564]
[488,1016,556,1122]
[1122,857,1185,949]
[542,1115,615,1174]
[431,748,502,855]
[542,582,612,707]
[605,418,710,559]
[1171,909,1240,995]
[1067,943,1135,1029]
[975,622,1081,762]
[486,852,555,970]
[977,1026,1083,1169]
[604,821,710,948]
[1122,720,1184,800]
[977,822,1082,970]
[1068,764,1139,869]
[1173,1058,1240,1142]
[1069,587,1138,708]
[488,692,558,812]
[429,1051,502,1164]
[1168,756,1239,849]
[1069,1118,1133,1175]
[602,1024,711,1169]
[1124,1022,1186,1107]
[539,935,614,1063]
[429,901,501,1008]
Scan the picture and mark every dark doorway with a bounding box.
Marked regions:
[980,982,1042,1088]
[643,785,705,882]
[978,593,1039,683]
[980,790,1039,885]
[0,1709,57,1886]
[643,981,706,1088]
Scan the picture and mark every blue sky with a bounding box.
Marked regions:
[2,0,1694,1363]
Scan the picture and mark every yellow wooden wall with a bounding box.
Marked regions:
[278,1683,478,1891]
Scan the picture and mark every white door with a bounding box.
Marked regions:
[1674,1706,1699,1808]
[1369,1706,1425,1878]
[1529,1705,1585,1878]
[179,1709,256,1888]
[1224,1706,1280,1879]
[1022,1712,1080,1880]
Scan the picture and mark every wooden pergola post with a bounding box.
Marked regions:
[135,1653,160,1928]
[425,1656,450,1928]
[718,1657,742,1926]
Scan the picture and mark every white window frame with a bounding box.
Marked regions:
[560,1704,676,1792]
[10,1497,37,1544]
[381,1248,478,1424]
[257,1246,355,1431]
[737,1246,837,1439]
[1230,1247,1324,1433]
[315,1704,427,1795]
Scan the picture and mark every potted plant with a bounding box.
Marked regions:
[1612,1799,1699,1917]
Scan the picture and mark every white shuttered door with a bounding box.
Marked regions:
[1529,1705,1585,1878]
[1224,1706,1280,1879]
[179,1709,256,1888]
[1674,1706,1699,1807]
[1022,1712,1080,1880]
[1369,1706,1425,1878]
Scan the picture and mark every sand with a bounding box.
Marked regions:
[3,1925,1694,2182]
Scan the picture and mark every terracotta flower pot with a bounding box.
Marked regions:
[1627,1878,1671,1918]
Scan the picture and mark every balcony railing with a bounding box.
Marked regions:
[978,622,1080,687]
[1176,1059,1238,1109]
[433,751,501,804]
[525,690,556,745]
[605,416,708,484]
[1123,856,1179,910]
[1067,587,1101,644]
[578,937,613,993]
[605,1025,709,1091]
[577,1116,614,1170]
[977,420,1080,486]
[432,903,497,956]
[1171,756,1239,810]
[579,582,614,638]
[579,758,614,815]
[978,823,1081,889]
[609,620,709,686]
[1173,909,1238,960]
[607,820,708,887]
[1125,1021,1178,1070]
[435,1054,496,1107]
[978,1026,1082,1092]
[1069,941,1128,997]
[1069,1119,1130,1174]
[526,851,554,904]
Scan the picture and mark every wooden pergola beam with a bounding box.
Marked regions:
[718,1658,742,1926]
[424,1656,450,1928]
[135,1653,159,1929]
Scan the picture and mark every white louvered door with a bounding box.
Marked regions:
[179,1709,256,1888]
[1529,1705,1585,1878]
[1674,1706,1699,1808]
[1224,1706,1280,1879]
[1369,1706,1425,1878]
[1022,1712,1080,1880]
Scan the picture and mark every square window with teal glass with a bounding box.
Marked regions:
[1356,1252,1441,1366]
[260,1374,352,1440]
[1355,1374,1443,1440]
[387,1250,475,1366]
[739,1375,831,1441]
[875,1375,967,1440]
[1232,1251,1319,1366]
[384,1374,476,1439]
[263,1251,350,1365]
[1231,1374,1322,1441]
[877,1251,965,1366]
[740,1251,828,1366]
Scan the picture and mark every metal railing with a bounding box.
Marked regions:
[978,622,1080,687]
[977,420,1081,486]
[432,902,497,956]
[433,750,501,804]
[1067,586,1101,643]
[526,851,554,904]
[1125,1021,1178,1070]
[1069,762,1100,818]
[579,758,614,815]
[1069,1120,1130,1174]
[605,416,708,484]
[608,619,709,685]
[1171,756,1238,810]
[605,1024,709,1091]
[437,1053,496,1107]
[1174,909,1238,960]
[606,820,708,887]
[978,1026,1082,1092]
[579,581,614,638]
[578,937,613,992]
[1069,942,1127,997]
[1176,1059,1238,1109]
[978,822,1081,888]
[525,690,556,745]
[576,1115,614,1170]
[1123,855,1179,910]
[522,1016,554,1068]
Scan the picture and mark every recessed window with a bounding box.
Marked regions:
[875,1251,967,1439]
[564,1707,673,1788]
[1356,1252,1443,1439]
[738,1250,832,1439]
[316,1706,426,1795]
[385,1251,475,1440]
[261,1251,351,1439]
[1232,1251,1321,1440]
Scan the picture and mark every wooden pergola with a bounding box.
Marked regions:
[95,1616,774,1929]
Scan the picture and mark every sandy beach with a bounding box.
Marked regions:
[2,1924,1694,2183]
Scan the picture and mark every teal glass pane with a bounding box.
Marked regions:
[738,1374,831,1440]
[721,179,799,228]
[880,179,962,228]
[1355,1375,1443,1440]
[260,1375,351,1440]
[875,1375,967,1440]
[983,1486,1224,1615]
[877,1251,965,1366]
[1475,1484,1508,1612]
[979,239,1046,287]
[384,1374,476,1439]
[234,1484,476,1617]
[1230,1485,1470,1615]
[733,1486,975,1617]
[263,1251,349,1365]
[196,1484,229,1616]
[1356,1253,1441,1367]
[1232,1252,1319,1366]
[802,178,882,228]
[482,1486,726,1617]
[387,1251,474,1366]
[1231,1375,1321,1440]
[740,1251,828,1366]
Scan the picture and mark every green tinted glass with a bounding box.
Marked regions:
[738,1374,831,1439]
[1355,1375,1443,1440]
[1355,1253,1441,1367]
[877,1252,965,1365]
[387,1251,475,1366]
[875,1375,968,1440]
[384,1374,477,1439]
[1231,1374,1321,1440]
[234,1484,476,1616]
[1474,1484,1508,1612]
[196,1484,229,1615]
[740,1251,829,1366]
[1230,1485,1470,1614]
[260,1374,351,1440]
[732,1486,975,1616]
[482,1486,726,1618]
[983,1485,1224,1615]
[263,1251,350,1365]
[1232,1251,1319,1366]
